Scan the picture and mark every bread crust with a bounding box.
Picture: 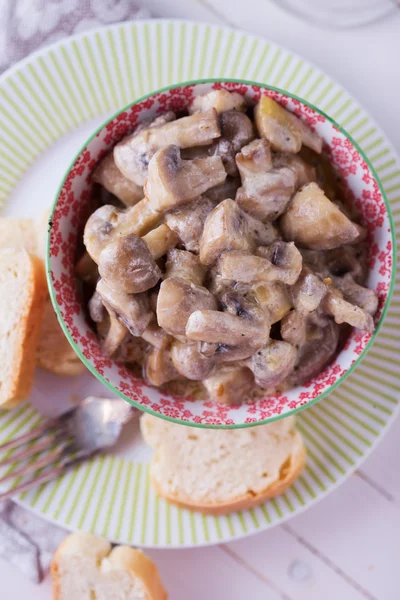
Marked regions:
[36,299,85,376]
[51,533,167,600]
[0,252,47,408]
[108,546,167,600]
[150,440,306,515]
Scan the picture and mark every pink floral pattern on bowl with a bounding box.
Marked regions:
[48,80,394,428]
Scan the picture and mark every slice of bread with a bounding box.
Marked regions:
[0,249,47,408]
[141,414,306,515]
[0,217,39,254]
[0,214,84,377]
[51,532,167,600]
[36,299,85,376]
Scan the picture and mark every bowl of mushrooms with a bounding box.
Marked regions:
[48,79,395,427]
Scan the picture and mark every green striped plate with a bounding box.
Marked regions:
[0,20,399,547]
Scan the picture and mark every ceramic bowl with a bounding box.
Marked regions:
[47,79,395,428]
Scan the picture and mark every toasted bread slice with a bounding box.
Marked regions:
[141,414,306,514]
[36,299,85,376]
[51,532,167,600]
[0,250,47,408]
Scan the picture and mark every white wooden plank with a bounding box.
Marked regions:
[146,546,283,600]
[286,474,399,599]
[0,545,277,600]
[227,524,367,600]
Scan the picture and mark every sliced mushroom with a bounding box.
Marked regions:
[114,335,149,365]
[92,152,143,206]
[247,341,297,389]
[292,267,327,314]
[272,152,316,189]
[218,242,302,285]
[98,233,161,294]
[288,321,340,386]
[83,201,160,263]
[280,310,307,346]
[141,224,179,260]
[186,309,270,347]
[280,183,363,250]
[101,303,128,357]
[203,365,254,405]
[252,281,292,324]
[88,290,106,323]
[171,341,214,380]
[144,146,226,212]
[125,198,161,236]
[212,111,255,175]
[235,138,297,221]
[245,213,279,246]
[165,196,217,253]
[199,199,255,266]
[189,90,247,114]
[255,95,302,153]
[157,278,218,336]
[258,241,303,283]
[323,246,368,284]
[75,251,98,286]
[183,111,255,177]
[255,95,322,154]
[295,116,323,154]
[199,288,269,360]
[220,288,265,322]
[114,109,220,186]
[198,341,260,362]
[141,321,171,349]
[206,177,241,203]
[324,289,375,333]
[165,249,206,286]
[134,111,176,135]
[97,278,152,336]
[144,347,180,387]
[333,274,378,316]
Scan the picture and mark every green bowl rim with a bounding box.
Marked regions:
[46,77,397,430]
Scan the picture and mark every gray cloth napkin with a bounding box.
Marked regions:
[0,0,149,583]
[0,0,150,73]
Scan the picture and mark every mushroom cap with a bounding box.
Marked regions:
[144,145,226,212]
[96,278,153,337]
[249,340,297,389]
[171,341,214,380]
[98,233,161,294]
[92,152,143,206]
[157,278,218,336]
[83,204,124,263]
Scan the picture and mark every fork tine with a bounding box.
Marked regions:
[0,442,74,485]
[0,419,59,453]
[0,433,60,466]
[0,454,87,501]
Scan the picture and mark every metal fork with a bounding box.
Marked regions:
[0,397,137,500]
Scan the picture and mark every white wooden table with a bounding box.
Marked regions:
[2,2,400,598]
